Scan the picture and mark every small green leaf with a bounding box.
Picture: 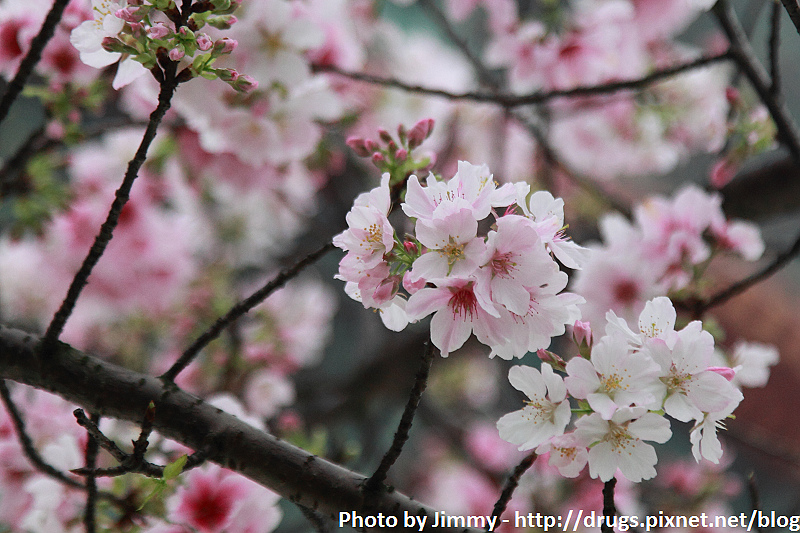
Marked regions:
[163,454,188,481]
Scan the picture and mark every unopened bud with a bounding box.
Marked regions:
[207,14,237,29]
[364,139,379,153]
[147,23,170,39]
[371,152,386,167]
[537,349,566,369]
[232,74,258,93]
[407,117,434,149]
[169,46,185,61]
[387,140,398,155]
[395,148,408,162]
[725,87,741,105]
[346,137,371,157]
[397,123,407,144]
[378,128,393,144]
[403,240,418,255]
[213,37,237,54]
[101,37,137,55]
[196,33,213,51]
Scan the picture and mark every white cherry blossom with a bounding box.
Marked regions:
[497,364,572,450]
[575,407,671,482]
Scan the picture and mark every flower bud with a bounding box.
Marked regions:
[378,128,393,144]
[407,117,434,149]
[213,37,238,54]
[169,46,185,61]
[101,37,137,55]
[207,14,237,29]
[395,148,408,162]
[364,139,379,153]
[232,74,258,93]
[147,23,170,39]
[537,349,566,369]
[196,33,213,51]
[371,152,386,168]
[346,137,371,157]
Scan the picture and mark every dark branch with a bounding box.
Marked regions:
[696,226,800,312]
[83,413,100,533]
[0,380,85,490]
[490,452,537,526]
[0,324,482,533]
[364,339,435,494]
[770,1,783,96]
[779,0,800,37]
[41,68,181,353]
[315,52,732,109]
[0,0,70,125]
[161,241,336,382]
[601,478,617,533]
[714,0,800,161]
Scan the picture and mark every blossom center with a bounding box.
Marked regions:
[448,285,478,320]
[489,251,517,278]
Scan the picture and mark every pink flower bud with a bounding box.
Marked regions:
[387,140,398,155]
[147,23,170,39]
[537,349,566,368]
[233,74,258,93]
[196,33,213,51]
[115,7,142,22]
[709,159,737,189]
[346,137,371,157]
[214,37,238,54]
[707,366,737,381]
[395,148,408,162]
[378,128,393,144]
[407,118,434,149]
[572,320,593,348]
[371,152,386,166]
[169,46,185,61]
[403,240,418,255]
[397,123,407,144]
[725,87,741,105]
[364,139,379,153]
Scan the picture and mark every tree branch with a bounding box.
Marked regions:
[315,52,731,109]
[0,0,70,125]
[490,452,537,525]
[601,478,617,533]
[365,339,435,494]
[0,324,482,533]
[41,69,181,354]
[161,241,336,382]
[714,0,800,161]
[779,0,800,37]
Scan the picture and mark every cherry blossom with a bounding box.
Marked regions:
[565,333,662,419]
[497,364,572,451]
[535,432,590,479]
[575,407,672,482]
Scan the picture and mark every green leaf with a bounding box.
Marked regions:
[163,454,188,481]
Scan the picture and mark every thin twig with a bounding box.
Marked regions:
[316,52,732,109]
[489,452,537,527]
[0,0,70,125]
[770,1,783,96]
[696,226,800,312]
[714,0,800,161]
[41,65,181,354]
[601,478,617,533]
[83,413,100,533]
[161,241,335,382]
[0,380,85,489]
[748,472,762,533]
[364,339,435,494]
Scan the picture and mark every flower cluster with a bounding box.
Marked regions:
[334,143,587,358]
[497,297,744,483]
[70,0,254,90]
[574,184,765,327]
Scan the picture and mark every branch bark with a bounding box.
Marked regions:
[0,324,482,533]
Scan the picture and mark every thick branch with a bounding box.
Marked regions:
[0,324,481,533]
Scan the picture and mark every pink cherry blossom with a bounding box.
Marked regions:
[405,276,500,357]
[535,432,590,478]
